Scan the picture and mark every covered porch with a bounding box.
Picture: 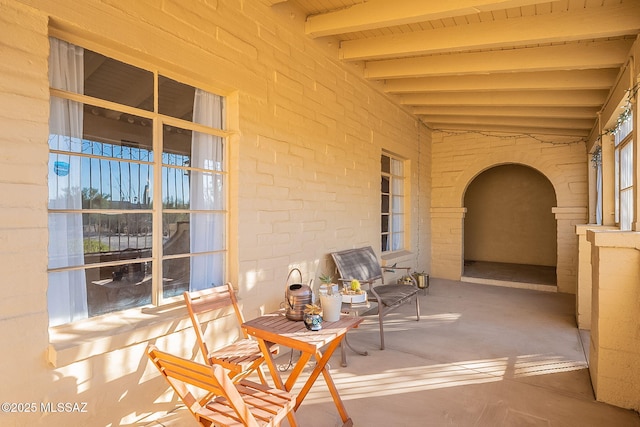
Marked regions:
[143,279,639,426]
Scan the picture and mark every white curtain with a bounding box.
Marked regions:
[189,89,225,291]
[48,38,88,326]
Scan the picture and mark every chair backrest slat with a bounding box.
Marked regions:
[331,246,384,284]
[184,283,246,364]
[148,345,262,427]
[149,347,223,394]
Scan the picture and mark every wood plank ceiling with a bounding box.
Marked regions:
[274,0,640,140]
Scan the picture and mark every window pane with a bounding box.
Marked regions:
[392,178,404,195]
[164,127,225,172]
[191,172,225,210]
[620,142,633,189]
[381,154,390,173]
[48,212,152,268]
[381,194,390,214]
[86,261,153,317]
[162,256,190,298]
[161,252,225,298]
[392,232,403,251]
[381,176,389,193]
[83,213,153,253]
[162,167,190,209]
[381,234,389,252]
[390,158,403,175]
[49,100,154,156]
[392,214,404,232]
[392,195,403,213]
[158,76,195,121]
[83,49,154,111]
[161,213,226,256]
[620,188,633,231]
[381,214,389,233]
[49,154,153,210]
[48,213,85,269]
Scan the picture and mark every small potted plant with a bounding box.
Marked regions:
[303,303,323,331]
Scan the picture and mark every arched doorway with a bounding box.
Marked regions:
[463,164,557,287]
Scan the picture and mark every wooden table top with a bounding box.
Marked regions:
[242,311,363,354]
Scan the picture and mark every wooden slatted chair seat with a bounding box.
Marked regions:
[184,283,277,384]
[147,345,297,427]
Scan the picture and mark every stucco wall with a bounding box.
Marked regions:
[431,131,587,293]
[0,0,430,425]
[587,230,640,411]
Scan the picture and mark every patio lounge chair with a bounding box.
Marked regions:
[331,246,420,350]
[147,345,298,427]
[184,283,277,384]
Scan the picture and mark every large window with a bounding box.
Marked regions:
[614,111,634,231]
[381,153,405,252]
[48,38,228,326]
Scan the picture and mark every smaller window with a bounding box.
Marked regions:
[381,153,405,252]
[613,111,634,231]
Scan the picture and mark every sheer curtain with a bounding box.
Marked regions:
[189,89,225,291]
[48,38,88,326]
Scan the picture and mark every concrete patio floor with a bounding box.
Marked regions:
[144,278,640,427]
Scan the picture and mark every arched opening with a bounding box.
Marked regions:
[463,164,557,287]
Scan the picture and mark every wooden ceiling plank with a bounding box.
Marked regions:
[383,69,619,93]
[400,89,609,107]
[364,39,634,79]
[339,2,640,60]
[304,0,553,37]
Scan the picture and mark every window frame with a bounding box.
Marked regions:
[47,37,232,325]
[381,151,408,253]
[613,111,634,231]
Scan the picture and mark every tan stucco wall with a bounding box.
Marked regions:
[431,131,587,293]
[587,230,640,411]
[576,37,640,411]
[0,0,431,425]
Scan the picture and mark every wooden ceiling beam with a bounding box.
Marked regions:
[400,90,608,107]
[365,39,634,79]
[417,115,593,131]
[412,105,600,119]
[304,0,551,38]
[384,69,619,93]
[424,122,590,137]
[339,2,640,60]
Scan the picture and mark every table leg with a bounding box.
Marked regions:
[294,337,352,425]
[255,339,299,427]
[256,338,285,390]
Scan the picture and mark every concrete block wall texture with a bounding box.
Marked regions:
[587,230,640,411]
[0,0,429,425]
[430,131,588,293]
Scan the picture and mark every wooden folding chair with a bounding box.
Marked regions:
[147,345,297,427]
[184,283,277,384]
